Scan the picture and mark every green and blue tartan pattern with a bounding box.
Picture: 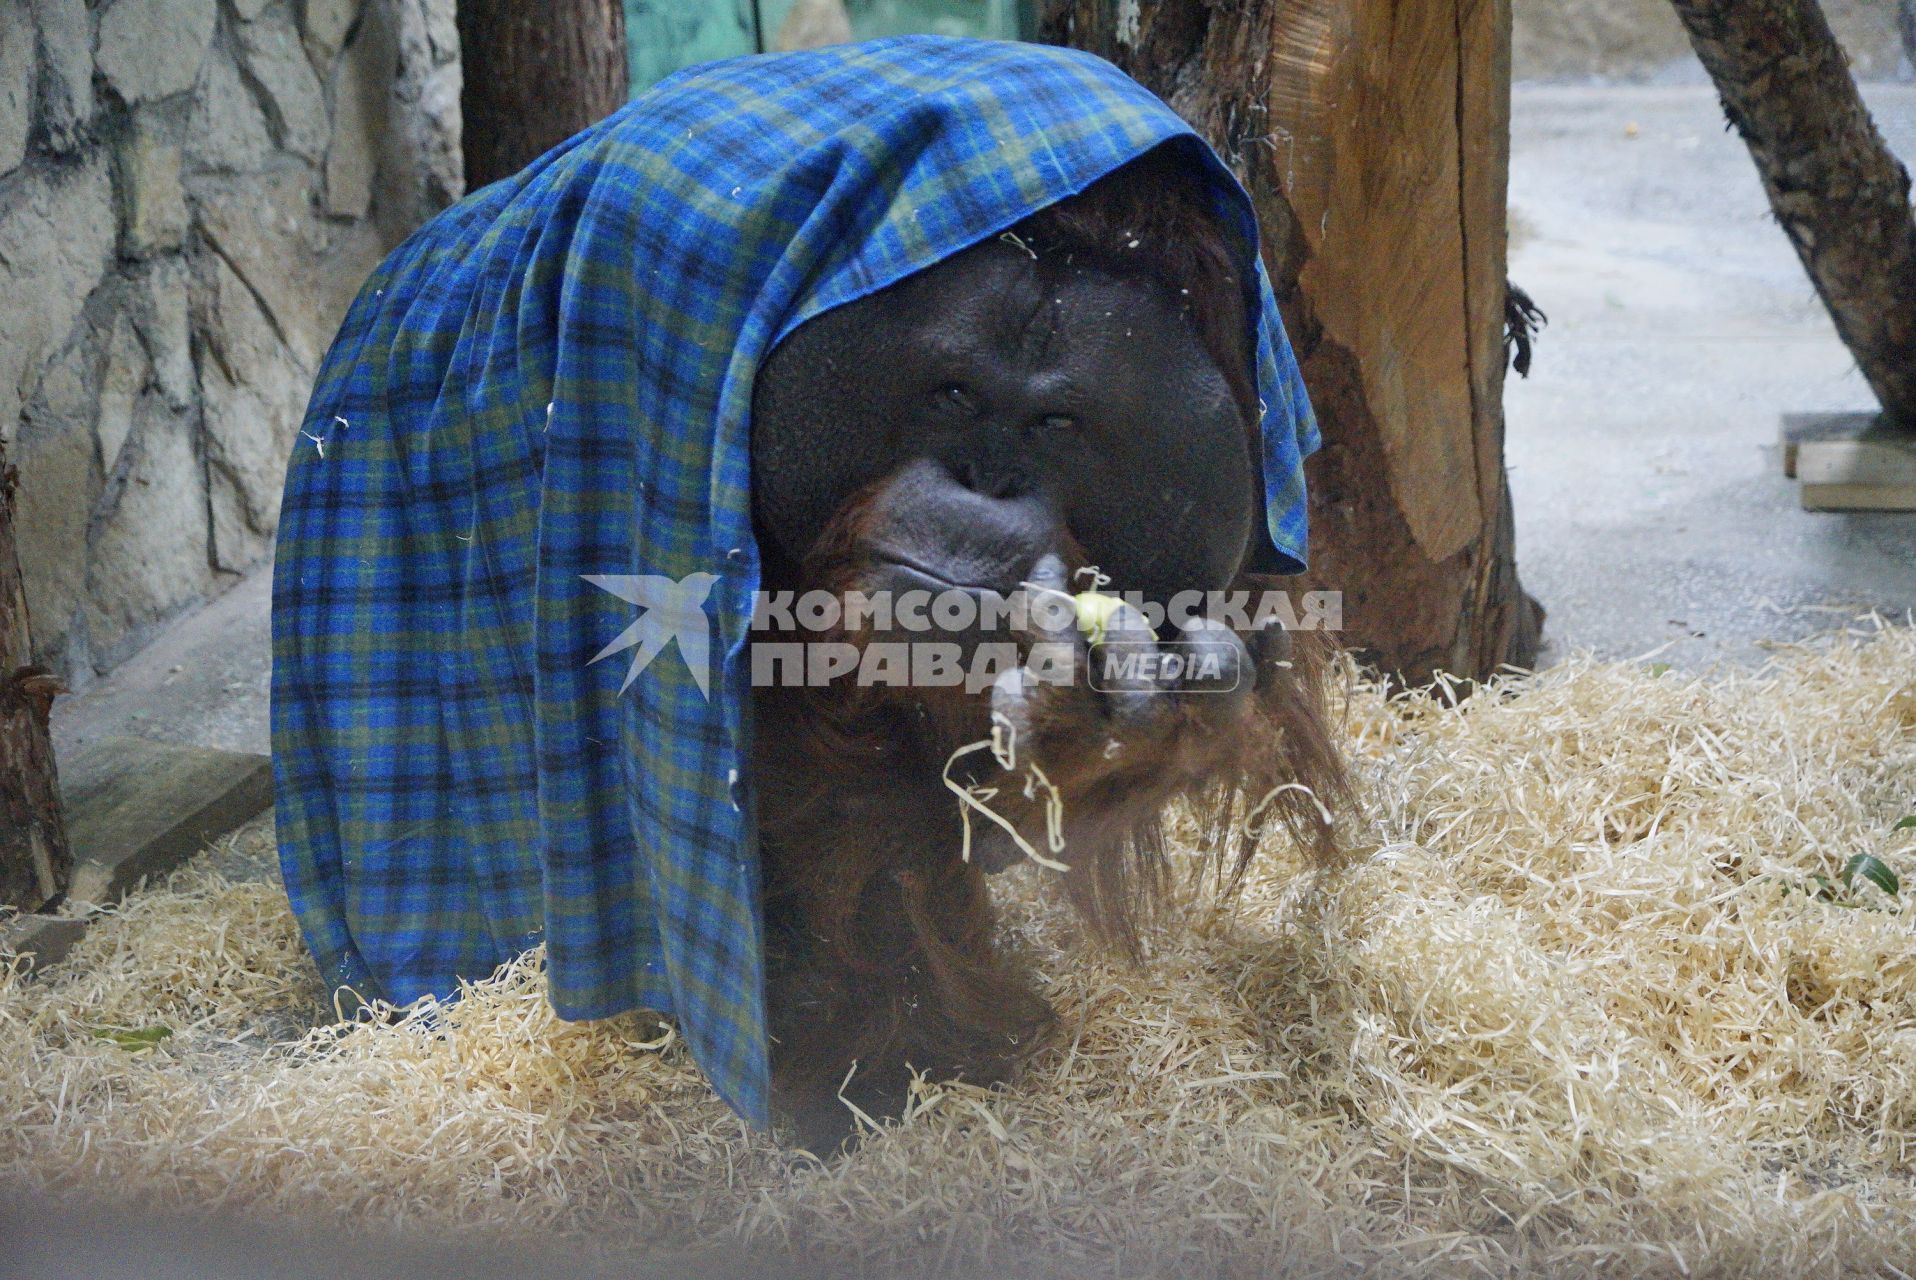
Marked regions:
[271,35,1320,1128]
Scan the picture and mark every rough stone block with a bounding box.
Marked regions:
[392,0,431,81]
[13,413,99,666]
[16,307,106,671]
[410,57,461,210]
[299,0,360,69]
[132,257,197,409]
[0,1,35,178]
[322,9,391,218]
[0,153,116,434]
[368,0,460,231]
[31,0,93,152]
[1,0,464,689]
[193,169,378,368]
[83,401,214,665]
[23,309,100,434]
[14,301,105,667]
[116,113,189,255]
[93,313,149,477]
[201,254,308,571]
[234,3,329,161]
[420,0,456,65]
[96,0,217,106]
[185,40,277,174]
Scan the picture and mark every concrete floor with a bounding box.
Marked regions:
[47,84,1916,763]
[52,567,272,759]
[1506,84,1916,668]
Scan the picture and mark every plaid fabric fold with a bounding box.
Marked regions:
[271,35,1319,1128]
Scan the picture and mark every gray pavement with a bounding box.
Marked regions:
[46,85,1916,764]
[51,566,273,758]
[1505,84,1916,668]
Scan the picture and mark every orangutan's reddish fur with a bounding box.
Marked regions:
[750,151,1349,1142]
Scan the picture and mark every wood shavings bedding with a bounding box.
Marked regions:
[3,623,1913,1278]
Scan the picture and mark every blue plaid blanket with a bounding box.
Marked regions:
[271,35,1319,1128]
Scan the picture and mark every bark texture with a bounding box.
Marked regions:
[457,0,630,189]
[1671,0,1916,427]
[0,456,71,914]
[1040,0,1541,684]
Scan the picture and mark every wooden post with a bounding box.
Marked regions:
[1041,0,1541,684]
[1670,0,1916,429]
[457,0,630,190]
[0,452,72,914]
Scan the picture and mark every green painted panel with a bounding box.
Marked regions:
[626,0,760,96]
[628,0,1031,94]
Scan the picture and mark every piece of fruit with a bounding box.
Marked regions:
[1073,590,1131,647]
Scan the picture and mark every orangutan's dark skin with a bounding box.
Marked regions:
[747,145,1348,1149]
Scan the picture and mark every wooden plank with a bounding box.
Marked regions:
[1780,410,1896,477]
[1796,441,1916,487]
[1784,412,1916,508]
[1801,482,1916,511]
[2,737,272,976]
[0,914,89,973]
[58,736,274,906]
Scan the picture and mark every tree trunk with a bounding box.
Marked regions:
[1040,0,1541,685]
[1902,0,1915,72]
[1670,0,1916,428]
[457,0,630,190]
[0,453,71,914]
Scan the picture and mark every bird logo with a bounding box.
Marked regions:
[582,572,720,698]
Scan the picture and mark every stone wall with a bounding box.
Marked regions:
[1,0,460,684]
[1514,0,1910,82]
